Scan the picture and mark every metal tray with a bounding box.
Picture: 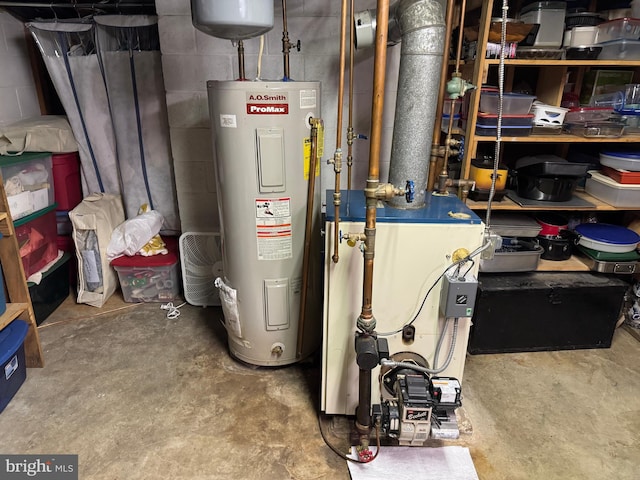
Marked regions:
[484,213,542,238]
[479,238,544,273]
[576,254,638,274]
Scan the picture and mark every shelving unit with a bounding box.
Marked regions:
[462,0,640,182]
[0,179,44,368]
[458,0,640,274]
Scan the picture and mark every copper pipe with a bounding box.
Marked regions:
[331,0,349,263]
[296,118,320,359]
[427,0,456,192]
[347,0,356,191]
[282,0,291,79]
[439,0,467,188]
[454,0,467,74]
[360,0,389,324]
[237,40,245,81]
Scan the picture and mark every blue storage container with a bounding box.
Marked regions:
[0,320,29,413]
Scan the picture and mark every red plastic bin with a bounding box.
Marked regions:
[52,152,82,211]
[14,204,58,278]
[110,237,180,303]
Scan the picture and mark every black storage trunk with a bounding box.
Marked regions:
[28,253,71,325]
[469,272,629,354]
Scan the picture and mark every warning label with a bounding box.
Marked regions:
[256,198,293,260]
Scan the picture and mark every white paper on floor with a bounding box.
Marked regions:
[347,445,479,480]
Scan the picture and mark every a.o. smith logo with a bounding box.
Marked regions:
[246,103,289,115]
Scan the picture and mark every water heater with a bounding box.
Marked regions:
[208,81,322,366]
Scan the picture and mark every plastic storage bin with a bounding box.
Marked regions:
[520,1,567,48]
[0,152,54,221]
[0,319,29,413]
[565,122,624,138]
[14,204,58,279]
[565,107,613,123]
[111,237,180,303]
[597,39,640,60]
[475,125,533,136]
[476,112,534,127]
[596,17,640,43]
[600,151,640,171]
[479,92,536,115]
[52,153,82,211]
[28,253,70,325]
[585,170,640,207]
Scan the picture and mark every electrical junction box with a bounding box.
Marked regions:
[439,270,478,318]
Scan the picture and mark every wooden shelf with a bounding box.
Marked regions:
[475,134,640,143]
[0,182,43,367]
[466,191,635,211]
[484,59,640,67]
[537,256,590,272]
[0,303,29,331]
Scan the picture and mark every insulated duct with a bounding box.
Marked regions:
[386,0,446,209]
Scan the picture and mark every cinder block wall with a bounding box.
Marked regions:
[0,12,40,126]
[156,0,401,233]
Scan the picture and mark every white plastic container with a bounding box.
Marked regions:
[585,170,640,207]
[520,1,567,47]
[532,102,569,126]
[570,26,598,47]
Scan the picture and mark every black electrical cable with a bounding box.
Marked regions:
[377,242,491,337]
[318,413,381,464]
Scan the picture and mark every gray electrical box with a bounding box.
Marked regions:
[439,270,478,318]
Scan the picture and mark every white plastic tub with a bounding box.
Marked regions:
[520,1,567,48]
[532,103,569,126]
[585,170,640,207]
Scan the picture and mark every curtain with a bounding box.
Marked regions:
[28,17,180,234]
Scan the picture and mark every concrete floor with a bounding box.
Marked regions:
[0,293,639,479]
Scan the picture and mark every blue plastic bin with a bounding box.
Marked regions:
[0,320,29,413]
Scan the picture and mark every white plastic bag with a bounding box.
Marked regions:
[106,210,164,261]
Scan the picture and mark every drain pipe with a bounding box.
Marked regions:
[387,0,447,209]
